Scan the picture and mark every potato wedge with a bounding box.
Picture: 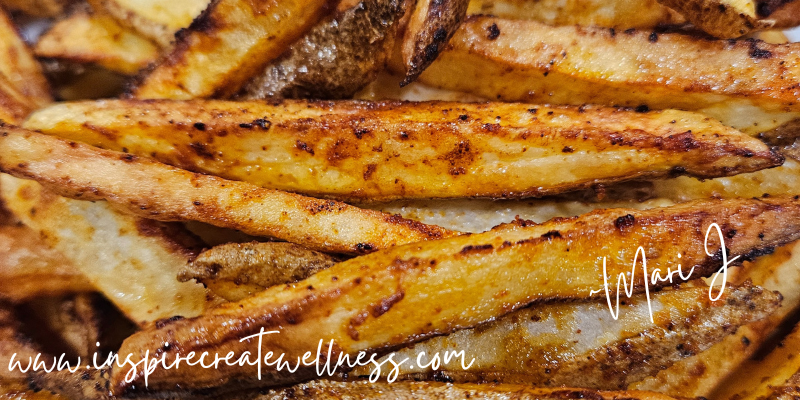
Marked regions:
[0,128,454,254]
[131,0,331,99]
[0,75,35,124]
[180,242,339,302]
[111,196,800,393]
[657,0,772,38]
[35,12,160,75]
[22,100,784,202]
[0,8,52,108]
[86,0,210,47]
[240,0,408,99]
[465,0,685,29]
[354,284,778,388]
[0,174,210,325]
[411,16,800,134]
[399,0,469,84]
[0,225,93,302]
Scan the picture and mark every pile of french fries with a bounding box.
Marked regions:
[1,0,800,399]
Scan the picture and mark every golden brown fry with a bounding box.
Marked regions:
[0,8,52,108]
[355,284,779,388]
[0,128,454,254]
[22,100,784,202]
[86,0,210,47]
[35,12,160,76]
[399,0,469,84]
[240,0,408,99]
[465,0,685,29]
[411,16,800,134]
[111,196,800,393]
[0,174,210,325]
[180,242,338,302]
[657,0,772,38]
[0,75,35,124]
[131,0,331,99]
[0,225,93,302]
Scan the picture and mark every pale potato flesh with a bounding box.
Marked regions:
[87,0,209,46]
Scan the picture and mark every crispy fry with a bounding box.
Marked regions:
[131,0,332,99]
[399,0,469,84]
[0,128,454,254]
[355,284,779,388]
[0,8,52,108]
[657,0,772,38]
[22,100,784,202]
[35,12,160,75]
[0,174,210,325]
[86,0,210,47]
[465,0,686,29]
[240,0,408,99]
[0,75,35,125]
[180,242,339,302]
[111,196,800,393]
[0,225,93,302]
[410,16,800,134]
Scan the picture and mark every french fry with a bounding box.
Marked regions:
[0,8,52,108]
[34,12,160,76]
[180,242,339,302]
[465,0,686,29]
[657,0,772,38]
[241,0,408,100]
[354,284,779,388]
[758,0,800,28]
[22,100,784,202]
[0,225,94,302]
[111,196,800,393]
[410,16,800,135]
[0,75,35,124]
[0,128,455,254]
[399,0,469,84]
[86,0,210,47]
[131,0,332,99]
[0,174,210,325]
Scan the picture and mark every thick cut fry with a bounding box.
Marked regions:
[411,16,800,134]
[0,225,93,302]
[111,196,800,393]
[35,13,160,75]
[0,128,454,254]
[0,9,52,108]
[86,0,210,47]
[465,0,686,29]
[0,174,210,325]
[400,0,469,84]
[240,0,408,99]
[354,284,778,388]
[0,76,35,124]
[658,0,772,38]
[22,100,784,201]
[180,242,339,302]
[132,0,331,99]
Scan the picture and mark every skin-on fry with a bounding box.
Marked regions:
[86,0,210,47]
[0,128,454,254]
[22,100,784,202]
[240,0,409,99]
[34,12,160,75]
[111,196,800,393]
[399,0,469,84]
[131,0,332,99]
[0,8,52,108]
[0,225,94,302]
[0,75,36,125]
[355,284,779,388]
[465,0,685,29]
[411,16,800,134]
[0,174,210,325]
[657,0,772,38]
[180,242,339,302]
[761,0,800,28]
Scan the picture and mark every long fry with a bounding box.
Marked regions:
[0,127,454,254]
[22,100,783,201]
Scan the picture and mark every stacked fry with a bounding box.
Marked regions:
[1,0,800,399]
